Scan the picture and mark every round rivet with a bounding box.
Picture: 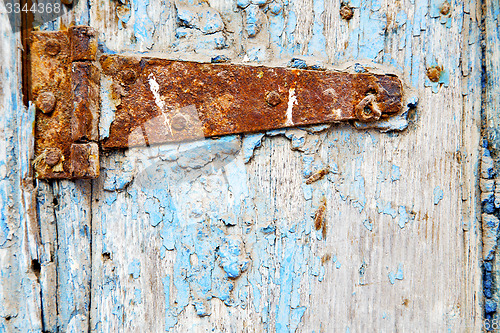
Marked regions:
[171,115,187,131]
[426,66,441,82]
[45,41,61,56]
[45,149,61,167]
[440,1,450,15]
[265,91,281,107]
[36,92,56,114]
[121,69,137,85]
[340,3,354,21]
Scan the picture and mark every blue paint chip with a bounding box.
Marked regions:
[198,8,224,34]
[483,195,496,214]
[217,237,249,279]
[245,46,267,62]
[134,288,142,304]
[128,259,141,279]
[133,0,155,49]
[193,301,210,316]
[237,0,250,8]
[388,264,404,284]
[354,63,367,73]
[407,96,419,109]
[261,225,276,234]
[211,55,230,63]
[288,58,308,69]
[397,206,411,229]
[243,133,265,163]
[245,4,261,37]
[391,165,401,181]
[268,1,282,15]
[362,219,373,231]
[433,186,444,205]
[485,299,497,314]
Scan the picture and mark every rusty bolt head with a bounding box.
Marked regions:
[121,69,137,85]
[36,92,56,114]
[340,3,354,20]
[45,41,61,56]
[440,1,451,15]
[355,94,381,122]
[60,0,73,4]
[45,149,62,167]
[171,115,187,131]
[426,66,442,82]
[265,91,281,106]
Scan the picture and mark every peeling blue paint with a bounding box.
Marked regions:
[245,5,261,37]
[133,0,155,49]
[243,134,265,163]
[307,0,326,57]
[217,237,250,279]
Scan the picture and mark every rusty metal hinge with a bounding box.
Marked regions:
[30,26,403,180]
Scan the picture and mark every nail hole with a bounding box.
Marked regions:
[363,106,372,115]
[31,259,41,279]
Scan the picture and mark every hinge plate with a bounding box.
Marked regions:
[31,27,100,179]
[30,26,403,180]
[100,55,403,149]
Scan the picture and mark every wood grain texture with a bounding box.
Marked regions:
[0,9,43,332]
[84,0,484,332]
[33,1,95,331]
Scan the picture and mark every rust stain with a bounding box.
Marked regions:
[314,196,327,237]
[100,55,403,149]
[306,167,329,184]
[31,27,100,179]
[321,253,332,264]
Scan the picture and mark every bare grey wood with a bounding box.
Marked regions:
[84,0,484,332]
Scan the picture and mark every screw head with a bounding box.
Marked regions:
[355,94,381,122]
[171,114,187,131]
[45,149,62,167]
[36,92,56,114]
[265,91,281,107]
[121,69,137,85]
[45,41,61,56]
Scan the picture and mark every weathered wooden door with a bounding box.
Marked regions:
[2,0,498,332]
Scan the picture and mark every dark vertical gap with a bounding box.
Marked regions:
[479,0,497,327]
[52,181,60,332]
[21,1,47,330]
[88,179,93,333]
[87,1,94,330]
[21,0,33,107]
